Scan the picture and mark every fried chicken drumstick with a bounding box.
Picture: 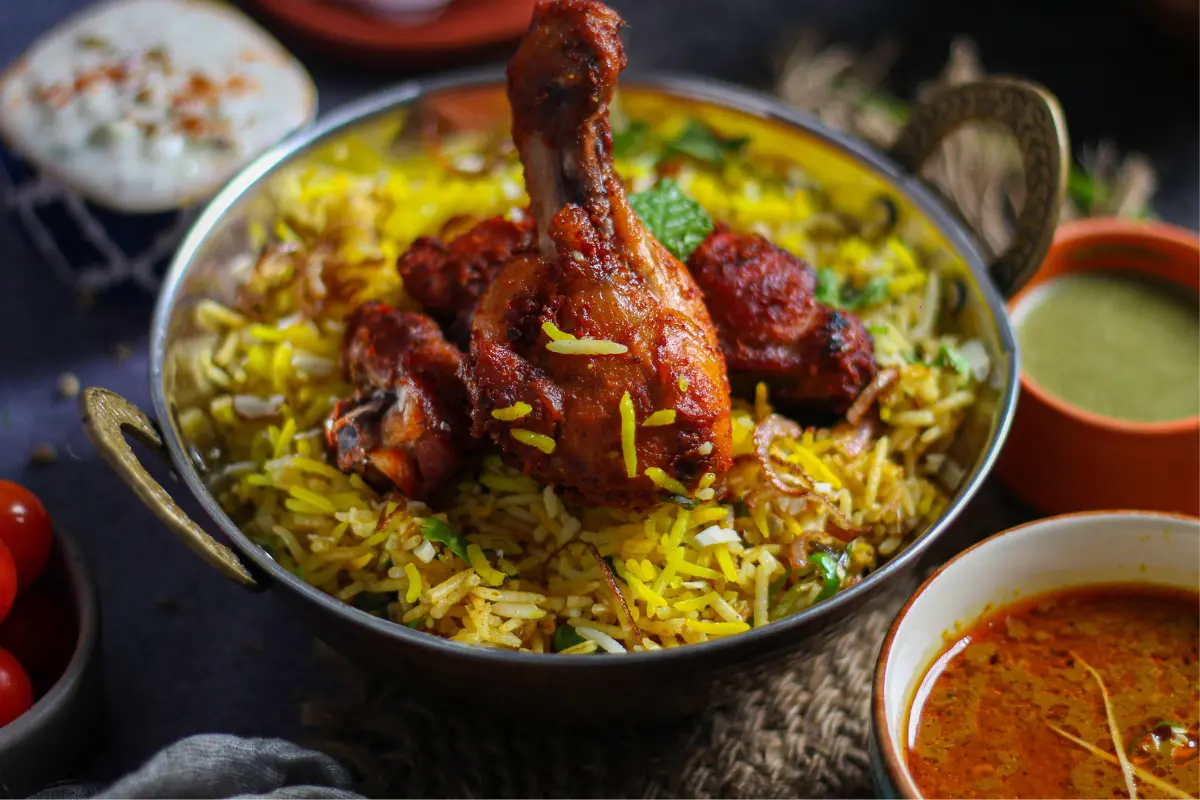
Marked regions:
[325,302,472,501]
[687,224,877,416]
[460,0,733,507]
[397,215,535,349]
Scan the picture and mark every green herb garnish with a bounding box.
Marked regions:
[629,177,714,261]
[551,625,588,652]
[352,591,393,614]
[405,617,425,630]
[866,323,890,337]
[420,518,471,563]
[612,120,649,157]
[665,119,749,166]
[842,276,891,310]
[810,551,840,602]
[1067,166,1106,213]
[814,269,890,311]
[815,268,843,307]
[934,344,972,382]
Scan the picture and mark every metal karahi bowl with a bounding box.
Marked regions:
[81,69,1067,721]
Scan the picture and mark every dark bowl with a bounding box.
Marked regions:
[0,530,103,796]
[82,68,1067,722]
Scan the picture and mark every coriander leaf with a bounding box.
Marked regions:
[405,617,425,630]
[629,178,714,261]
[551,625,588,652]
[612,119,648,157]
[934,344,971,381]
[814,268,843,308]
[843,276,891,310]
[420,518,471,563]
[665,119,749,166]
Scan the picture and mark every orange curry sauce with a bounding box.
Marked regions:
[906,585,1199,799]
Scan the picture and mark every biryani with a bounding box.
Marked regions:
[171,2,989,656]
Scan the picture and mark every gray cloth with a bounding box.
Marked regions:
[34,735,362,799]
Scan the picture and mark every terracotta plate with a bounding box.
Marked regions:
[250,0,538,65]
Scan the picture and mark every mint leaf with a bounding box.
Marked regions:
[934,345,971,381]
[843,276,891,310]
[815,268,843,308]
[815,271,890,311]
[420,518,471,563]
[629,178,714,261]
[612,120,648,157]
[665,119,749,166]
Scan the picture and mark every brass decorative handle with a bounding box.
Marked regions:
[889,77,1069,298]
[80,387,259,588]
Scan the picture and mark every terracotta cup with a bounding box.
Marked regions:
[996,218,1199,516]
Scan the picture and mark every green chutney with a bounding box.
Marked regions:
[1016,270,1199,423]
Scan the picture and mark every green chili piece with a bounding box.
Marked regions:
[810,551,840,601]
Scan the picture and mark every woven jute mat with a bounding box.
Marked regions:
[297,36,1157,799]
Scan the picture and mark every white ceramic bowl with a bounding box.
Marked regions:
[870,510,1200,798]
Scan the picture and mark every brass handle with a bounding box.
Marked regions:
[80,387,258,588]
[889,77,1069,298]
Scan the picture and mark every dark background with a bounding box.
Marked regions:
[0,0,1196,788]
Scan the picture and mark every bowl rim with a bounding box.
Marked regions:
[0,529,101,752]
[870,508,1200,799]
[150,65,1018,670]
[1009,217,1200,435]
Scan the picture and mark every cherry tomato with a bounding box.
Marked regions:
[0,588,74,696]
[0,542,16,626]
[0,648,32,726]
[0,481,52,592]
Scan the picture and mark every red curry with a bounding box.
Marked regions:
[906,584,1199,799]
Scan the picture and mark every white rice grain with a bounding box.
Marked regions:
[574,625,626,653]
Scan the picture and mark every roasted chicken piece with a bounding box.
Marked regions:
[460,0,733,507]
[325,301,471,501]
[687,224,877,416]
[398,215,535,348]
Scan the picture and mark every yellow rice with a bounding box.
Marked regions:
[171,108,988,654]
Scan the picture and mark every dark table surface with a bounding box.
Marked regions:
[0,0,1196,789]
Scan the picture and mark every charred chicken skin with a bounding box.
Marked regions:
[686,224,877,416]
[460,0,733,507]
[397,215,535,348]
[325,301,471,501]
